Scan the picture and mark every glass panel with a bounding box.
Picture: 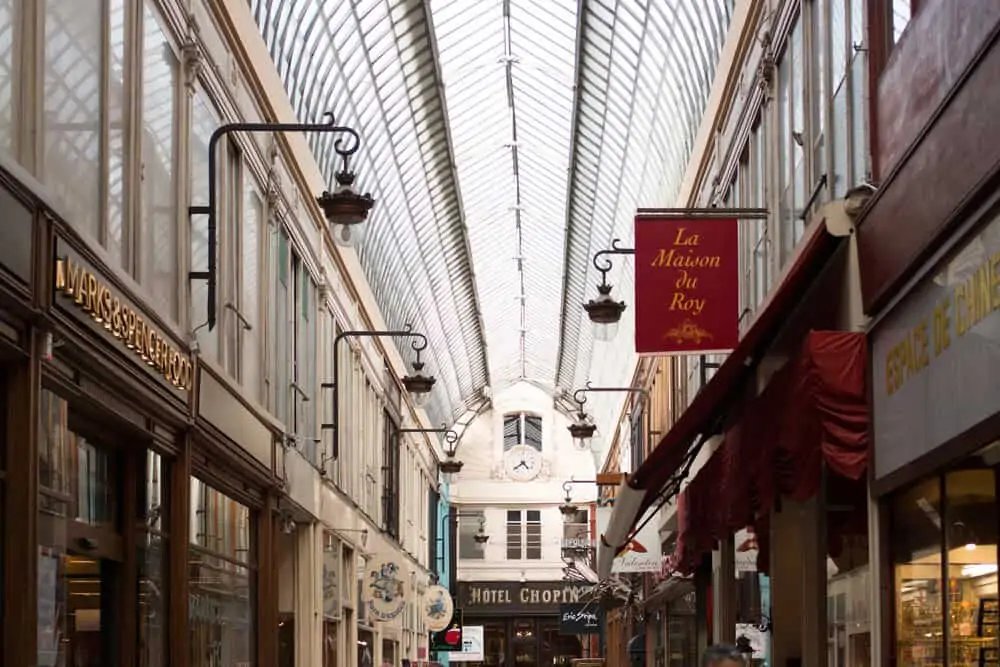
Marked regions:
[458,510,485,559]
[832,78,849,199]
[512,620,537,667]
[190,89,221,360]
[189,478,253,667]
[242,178,263,401]
[140,0,178,320]
[39,554,119,667]
[945,469,998,666]
[139,531,166,667]
[850,53,867,185]
[893,477,944,666]
[138,449,164,530]
[893,0,912,43]
[525,517,542,560]
[0,0,17,155]
[323,621,339,667]
[38,390,116,527]
[506,512,523,560]
[812,0,827,183]
[43,0,102,239]
[105,0,126,267]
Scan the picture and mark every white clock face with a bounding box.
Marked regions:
[503,445,542,482]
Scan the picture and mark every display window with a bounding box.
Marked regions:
[189,478,254,667]
[892,452,1000,667]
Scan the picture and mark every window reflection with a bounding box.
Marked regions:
[140,0,179,320]
[944,470,998,666]
[38,390,116,527]
[139,450,166,667]
[0,0,17,154]
[190,89,221,360]
[893,478,944,665]
[42,0,102,238]
[189,478,253,667]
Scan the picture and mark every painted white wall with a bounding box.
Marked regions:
[452,381,596,582]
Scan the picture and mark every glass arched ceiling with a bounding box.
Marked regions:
[250,0,731,428]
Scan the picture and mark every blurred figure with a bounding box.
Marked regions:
[702,644,745,667]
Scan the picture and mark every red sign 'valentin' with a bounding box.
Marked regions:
[633,215,739,354]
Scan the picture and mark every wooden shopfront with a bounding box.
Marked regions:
[0,169,281,667]
[455,581,594,667]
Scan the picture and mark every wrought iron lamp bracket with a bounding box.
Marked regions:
[189,112,361,332]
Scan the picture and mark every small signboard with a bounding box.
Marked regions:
[559,603,603,635]
[429,608,463,652]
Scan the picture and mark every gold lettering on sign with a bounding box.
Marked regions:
[54,256,193,391]
[883,249,1000,397]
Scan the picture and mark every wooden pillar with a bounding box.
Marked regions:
[258,492,277,666]
[119,446,139,665]
[3,329,40,667]
[169,433,192,667]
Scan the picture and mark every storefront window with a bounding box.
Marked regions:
[138,450,167,667]
[382,638,397,667]
[323,621,339,667]
[139,0,179,321]
[894,477,944,664]
[666,591,697,667]
[189,478,253,667]
[944,469,998,666]
[37,389,123,667]
[359,628,375,667]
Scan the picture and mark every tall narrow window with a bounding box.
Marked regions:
[139,1,178,321]
[506,510,542,560]
[506,510,523,560]
[223,144,243,381]
[381,414,400,538]
[190,89,222,360]
[293,263,317,460]
[459,510,485,560]
[242,177,264,402]
[266,226,294,424]
[105,0,127,267]
[0,0,20,156]
[42,0,103,240]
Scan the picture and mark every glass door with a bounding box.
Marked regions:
[512,620,537,667]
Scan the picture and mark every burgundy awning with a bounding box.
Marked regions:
[670,330,869,575]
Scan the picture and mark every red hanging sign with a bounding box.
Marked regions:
[634,215,739,355]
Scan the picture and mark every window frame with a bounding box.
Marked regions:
[502,412,543,452]
[505,509,542,561]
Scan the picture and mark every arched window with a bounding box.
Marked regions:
[502,412,542,451]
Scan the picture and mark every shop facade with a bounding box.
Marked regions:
[869,204,1000,667]
[454,581,594,667]
[0,165,283,666]
[857,3,1000,666]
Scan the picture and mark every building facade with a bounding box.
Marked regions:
[598,1,910,666]
[0,1,444,666]
[860,2,1000,666]
[448,381,599,667]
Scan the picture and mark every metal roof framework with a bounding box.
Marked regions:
[249,0,731,432]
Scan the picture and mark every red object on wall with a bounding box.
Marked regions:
[634,215,739,354]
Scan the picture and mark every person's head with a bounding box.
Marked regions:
[702,644,745,667]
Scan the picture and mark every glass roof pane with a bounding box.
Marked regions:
[250,0,731,427]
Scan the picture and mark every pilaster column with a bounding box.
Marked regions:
[713,536,737,645]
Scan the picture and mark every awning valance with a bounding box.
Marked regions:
[670,330,869,575]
